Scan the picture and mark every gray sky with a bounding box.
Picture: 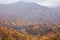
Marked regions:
[0,0,60,7]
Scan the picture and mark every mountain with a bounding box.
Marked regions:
[0,1,57,23]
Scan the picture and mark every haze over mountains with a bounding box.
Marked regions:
[0,1,60,40]
[0,1,60,23]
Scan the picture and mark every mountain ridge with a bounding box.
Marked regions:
[0,1,59,23]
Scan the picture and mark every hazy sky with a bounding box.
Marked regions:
[0,0,59,7]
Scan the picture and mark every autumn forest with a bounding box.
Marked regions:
[0,18,60,40]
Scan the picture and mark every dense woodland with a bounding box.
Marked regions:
[0,26,60,40]
[0,19,60,40]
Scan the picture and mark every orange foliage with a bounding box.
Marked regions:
[0,26,60,40]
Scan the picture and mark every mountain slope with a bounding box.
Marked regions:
[0,1,55,23]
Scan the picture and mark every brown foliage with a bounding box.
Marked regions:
[0,26,60,40]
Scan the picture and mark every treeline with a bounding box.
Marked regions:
[26,23,60,35]
[0,18,60,40]
[0,26,60,40]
